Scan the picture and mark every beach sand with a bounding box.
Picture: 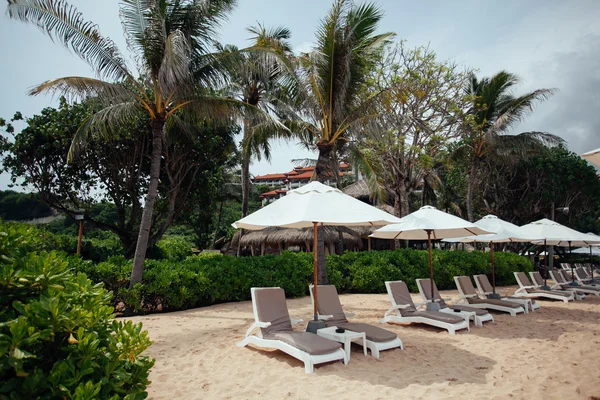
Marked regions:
[128,285,600,400]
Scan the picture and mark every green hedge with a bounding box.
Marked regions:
[75,249,533,314]
[0,223,154,399]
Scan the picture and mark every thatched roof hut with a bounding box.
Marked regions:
[225,226,364,256]
[343,179,370,200]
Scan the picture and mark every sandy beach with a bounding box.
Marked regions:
[129,285,600,400]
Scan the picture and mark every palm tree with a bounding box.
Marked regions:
[461,71,560,221]
[293,0,393,283]
[6,0,254,287]
[297,0,393,184]
[222,24,295,218]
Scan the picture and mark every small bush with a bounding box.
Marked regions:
[156,235,194,261]
[0,224,154,399]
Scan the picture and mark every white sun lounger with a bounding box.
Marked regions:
[513,272,574,303]
[548,269,600,297]
[309,285,403,358]
[473,274,539,312]
[454,276,526,316]
[381,281,470,335]
[415,278,494,326]
[529,271,585,300]
[238,287,347,373]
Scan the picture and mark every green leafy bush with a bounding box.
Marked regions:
[75,248,533,314]
[0,224,154,399]
[156,235,194,261]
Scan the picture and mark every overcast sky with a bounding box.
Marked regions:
[1,0,599,190]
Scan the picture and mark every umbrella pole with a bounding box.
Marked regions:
[426,230,439,311]
[491,242,496,294]
[313,222,318,320]
[591,246,596,285]
[542,239,551,290]
[306,222,326,333]
[569,241,577,286]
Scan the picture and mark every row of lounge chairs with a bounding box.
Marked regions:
[239,269,597,373]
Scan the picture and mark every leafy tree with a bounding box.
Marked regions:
[357,42,471,216]
[0,190,52,221]
[6,0,250,288]
[1,99,237,257]
[459,71,559,221]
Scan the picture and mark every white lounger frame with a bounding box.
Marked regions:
[308,285,403,358]
[513,272,574,303]
[380,281,470,335]
[574,268,594,284]
[529,271,585,300]
[415,278,494,326]
[238,287,347,373]
[548,270,599,297]
[472,274,539,312]
[454,276,526,316]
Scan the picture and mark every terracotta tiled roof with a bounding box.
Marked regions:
[259,189,288,198]
[288,171,314,180]
[253,173,287,180]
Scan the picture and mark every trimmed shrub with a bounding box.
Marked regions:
[0,224,154,399]
[75,249,534,315]
[155,235,195,261]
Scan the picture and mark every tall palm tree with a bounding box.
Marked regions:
[6,0,254,287]
[461,71,560,221]
[222,24,295,218]
[297,0,393,185]
[293,0,393,283]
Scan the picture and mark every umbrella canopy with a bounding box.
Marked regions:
[522,219,600,246]
[233,181,401,230]
[582,148,600,166]
[520,218,600,286]
[233,181,401,324]
[371,206,493,306]
[370,206,491,240]
[442,215,541,295]
[572,247,600,255]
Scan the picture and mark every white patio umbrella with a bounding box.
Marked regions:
[233,181,401,330]
[582,148,600,166]
[443,215,542,297]
[520,219,600,286]
[370,206,493,309]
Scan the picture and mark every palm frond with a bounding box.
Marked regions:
[7,0,133,82]
[492,88,557,133]
[29,76,136,104]
[119,0,152,54]
[67,101,142,162]
[158,30,193,96]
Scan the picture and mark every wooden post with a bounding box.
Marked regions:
[77,220,83,255]
[368,237,372,252]
[260,242,265,256]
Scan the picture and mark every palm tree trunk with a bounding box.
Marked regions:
[393,182,410,217]
[466,159,478,222]
[129,119,164,288]
[241,123,252,218]
[315,142,334,284]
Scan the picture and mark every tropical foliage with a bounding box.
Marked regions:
[0,223,154,399]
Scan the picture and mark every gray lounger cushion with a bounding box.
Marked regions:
[467,298,523,308]
[268,331,342,355]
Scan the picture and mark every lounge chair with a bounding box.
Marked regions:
[381,281,470,335]
[513,272,574,303]
[473,274,539,312]
[529,271,585,300]
[309,285,403,358]
[548,269,600,297]
[416,278,494,326]
[454,276,526,316]
[574,267,596,284]
[238,287,347,373]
